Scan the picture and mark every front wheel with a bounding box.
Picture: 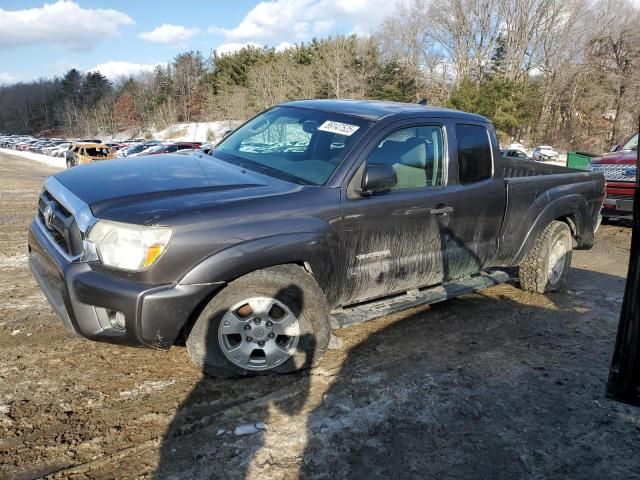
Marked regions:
[519,221,573,293]
[186,265,331,378]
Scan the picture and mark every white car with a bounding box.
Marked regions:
[532,145,559,161]
[51,143,71,157]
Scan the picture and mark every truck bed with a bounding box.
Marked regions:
[501,157,581,177]
[494,157,605,266]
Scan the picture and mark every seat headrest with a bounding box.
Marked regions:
[369,138,432,169]
[399,138,427,169]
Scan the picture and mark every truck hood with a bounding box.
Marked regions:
[54,154,303,225]
[592,150,637,164]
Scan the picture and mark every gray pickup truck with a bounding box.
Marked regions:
[28,100,605,377]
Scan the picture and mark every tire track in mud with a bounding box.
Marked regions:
[42,373,338,479]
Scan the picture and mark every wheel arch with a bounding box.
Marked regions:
[513,194,595,266]
[178,232,333,292]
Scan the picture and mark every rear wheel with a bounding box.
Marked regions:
[186,265,331,378]
[519,221,573,293]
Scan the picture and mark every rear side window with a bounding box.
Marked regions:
[456,124,492,184]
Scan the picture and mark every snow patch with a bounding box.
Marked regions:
[0,148,65,169]
[233,422,267,436]
[153,121,241,143]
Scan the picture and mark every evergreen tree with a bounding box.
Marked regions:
[61,68,83,105]
[81,71,111,108]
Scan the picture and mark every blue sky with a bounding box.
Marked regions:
[0,0,401,83]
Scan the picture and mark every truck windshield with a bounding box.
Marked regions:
[622,133,638,151]
[214,106,372,185]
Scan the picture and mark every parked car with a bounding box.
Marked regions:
[137,142,202,155]
[117,142,159,158]
[587,132,638,218]
[532,145,559,161]
[66,143,115,168]
[506,142,528,155]
[51,143,71,157]
[501,148,532,160]
[28,100,604,378]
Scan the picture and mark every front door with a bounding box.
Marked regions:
[337,123,452,305]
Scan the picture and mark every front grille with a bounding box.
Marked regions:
[37,189,83,257]
[598,164,636,181]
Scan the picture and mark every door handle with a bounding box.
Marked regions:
[429,206,454,215]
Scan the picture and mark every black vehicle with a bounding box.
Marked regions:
[117,142,159,157]
[501,148,533,161]
[28,100,605,378]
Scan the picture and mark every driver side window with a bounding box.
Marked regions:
[367,125,445,190]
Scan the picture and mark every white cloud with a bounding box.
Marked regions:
[210,0,402,45]
[215,42,262,56]
[0,1,134,50]
[274,41,294,52]
[89,61,160,80]
[139,24,200,46]
[0,73,19,84]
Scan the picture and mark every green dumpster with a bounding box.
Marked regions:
[567,151,598,170]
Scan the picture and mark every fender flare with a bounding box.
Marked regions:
[512,194,595,265]
[178,232,333,288]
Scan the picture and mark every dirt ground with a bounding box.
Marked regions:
[0,152,639,480]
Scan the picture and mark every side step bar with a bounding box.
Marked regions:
[329,270,510,329]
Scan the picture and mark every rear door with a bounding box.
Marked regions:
[440,122,505,278]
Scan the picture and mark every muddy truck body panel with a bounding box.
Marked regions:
[28,100,605,353]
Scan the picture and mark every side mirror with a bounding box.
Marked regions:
[361,164,397,195]
[610,144,620,152]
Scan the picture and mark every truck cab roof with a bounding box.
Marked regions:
[282,99,490,123]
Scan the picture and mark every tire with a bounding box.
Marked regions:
[519,220,573,293]
[186,264,331,378]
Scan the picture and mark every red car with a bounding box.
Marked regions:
[139,142,202,155]
[589,133,637,217]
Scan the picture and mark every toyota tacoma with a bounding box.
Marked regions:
[28,100,605,377]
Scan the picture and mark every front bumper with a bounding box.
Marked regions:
[602,197,633,216]
[603,182,635,217]
[28,219,221,349]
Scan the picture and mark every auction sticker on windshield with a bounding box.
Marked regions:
[318,120,360,136]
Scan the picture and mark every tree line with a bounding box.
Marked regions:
[0,0,638,151]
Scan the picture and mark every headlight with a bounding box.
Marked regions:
[87,220,172,271]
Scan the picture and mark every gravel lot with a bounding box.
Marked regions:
[1,152,639,480]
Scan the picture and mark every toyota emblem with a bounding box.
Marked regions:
[43,204,54,228]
